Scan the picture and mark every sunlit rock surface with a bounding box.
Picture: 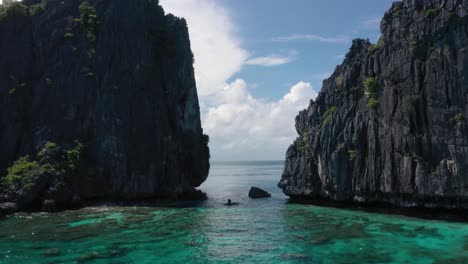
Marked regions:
[279,0,468,209]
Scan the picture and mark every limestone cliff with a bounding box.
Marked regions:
[279,0,468,209]
[0,0,210,212]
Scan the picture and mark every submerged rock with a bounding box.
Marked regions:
[249,187,271,199]
[279,0,468,209]
[0,0,210,214]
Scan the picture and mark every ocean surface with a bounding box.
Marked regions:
[0,161,467,264]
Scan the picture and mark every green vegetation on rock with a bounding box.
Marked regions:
[65,141,83,173]
[1,156,52,191]
[38,141,58,158]
[77,1,98,44]
[363,77,379,109]
[64,32,74,39]
[363,77,377,98]
[1,141,83,191]
[322,106,338,128]
[367,98,379,109]
[297,132,310,153]
[425,8,437,18]
[454,113,464,123]
[348,149,357,161]
[0,2,28,21]
[29,0,48,16]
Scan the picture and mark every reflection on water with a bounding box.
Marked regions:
[0,161,467,263]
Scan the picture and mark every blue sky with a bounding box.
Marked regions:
[160,0,395,161]
[222,0,395,100]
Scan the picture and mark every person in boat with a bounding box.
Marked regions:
[224,199,239,206]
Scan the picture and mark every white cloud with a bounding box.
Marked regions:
[203,80,318,160]
[160,0,248,97]
[161,0,318,160]
[246,50,297,67]
[334,54,345,59]
[272,34,349,44]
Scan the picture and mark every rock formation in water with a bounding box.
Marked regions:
[279,0,468,209]
[0,0,210,214]
[248,186,271,199]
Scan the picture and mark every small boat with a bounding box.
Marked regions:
[224,199,239,206]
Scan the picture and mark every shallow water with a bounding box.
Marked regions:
[0,161,467,264]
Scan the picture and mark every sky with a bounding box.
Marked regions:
[4,0,395,161]
[160,0,395,161]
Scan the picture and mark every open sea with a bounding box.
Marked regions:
[0,161,467,263]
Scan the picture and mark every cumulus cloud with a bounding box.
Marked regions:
[246,50,298,67]
[160,0,248,97]
[161,0,318,160]
[272,34,349,44]
[203,80,318,160]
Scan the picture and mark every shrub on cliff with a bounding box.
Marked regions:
[0,1,28,21]
[29,0,48,16]
[454,113,464,123]
[297,132,310,153]
[425,8,437,18]
[65,142,83,173]
[363,78,380,109]
[1,141,83,192]
[367,98,379,109]
[322,106,338,128]
[38,141,58,158]
[75,1,98,44]
[1,156,53,191]
[363,78,377,98]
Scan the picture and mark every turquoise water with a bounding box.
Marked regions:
[0,161,467,264]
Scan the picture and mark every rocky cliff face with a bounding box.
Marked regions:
[0,0,209,212]
[279,0,468,209]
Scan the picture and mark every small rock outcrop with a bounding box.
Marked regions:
[0,202,17,216]
[279,0,468,209]
[249,187,271,199]
[0,0,210,214]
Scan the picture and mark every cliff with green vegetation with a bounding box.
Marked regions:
[279,0,468,209]
[0,0,210,214]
